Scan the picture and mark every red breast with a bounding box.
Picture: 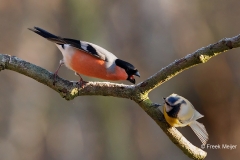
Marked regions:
[69,49,128,80]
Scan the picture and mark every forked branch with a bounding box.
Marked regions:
[1,34,240,159]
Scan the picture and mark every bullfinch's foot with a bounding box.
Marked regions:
[75,72,86,89]
[53,74,57,85]
[52,60,64,86]
[76,79,87,89]
[52,72,60,85]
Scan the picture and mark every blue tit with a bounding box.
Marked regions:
[159,93,209,145]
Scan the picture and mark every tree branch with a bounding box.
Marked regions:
[136,35,240,93]
[1,34,240,159]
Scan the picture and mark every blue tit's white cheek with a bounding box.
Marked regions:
[164,104,173,112]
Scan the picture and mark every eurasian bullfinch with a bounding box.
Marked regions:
[29,27,140,85]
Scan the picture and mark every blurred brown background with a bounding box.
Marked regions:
[0,0,240,160]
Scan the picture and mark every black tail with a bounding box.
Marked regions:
[28,27,65,45]
[29,27,83,49]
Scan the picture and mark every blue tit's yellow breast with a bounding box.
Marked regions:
[163,105,182,127]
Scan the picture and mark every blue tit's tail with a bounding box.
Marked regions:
[189,121,209,145]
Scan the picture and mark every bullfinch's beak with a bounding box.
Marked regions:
[127,76,136,84]
[134,71,140,77]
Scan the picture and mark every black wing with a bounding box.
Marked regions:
[29,27,106,60]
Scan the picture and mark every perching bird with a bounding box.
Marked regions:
[28,27,140,85]
[159,93,209,145]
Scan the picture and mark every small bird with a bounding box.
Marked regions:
[159,93,209,145]
[28,27,140,85]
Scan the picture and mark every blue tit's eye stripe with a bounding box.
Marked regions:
[167,96,180,105]
[181,100,187,104]
[166,103,181,118]
[165,101,170,106]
